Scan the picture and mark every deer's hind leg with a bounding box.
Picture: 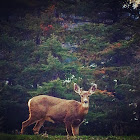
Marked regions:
[21,115,37,134]
[33,119,45,134]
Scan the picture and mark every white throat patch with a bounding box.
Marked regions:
[82,102,89,108]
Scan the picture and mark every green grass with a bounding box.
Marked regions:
[0,133,140,140]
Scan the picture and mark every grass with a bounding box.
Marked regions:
[0,133,140,140]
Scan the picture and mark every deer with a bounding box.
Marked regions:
[21,83,97,136]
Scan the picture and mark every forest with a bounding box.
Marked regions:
[0,0,140,138]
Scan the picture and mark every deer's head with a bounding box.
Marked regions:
[74,83,97,108]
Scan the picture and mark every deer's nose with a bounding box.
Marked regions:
[84,100,88,104]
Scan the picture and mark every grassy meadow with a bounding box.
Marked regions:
[0,133,140,140]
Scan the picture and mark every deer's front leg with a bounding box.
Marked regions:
[65,122,73,136]
[72,125,79,136]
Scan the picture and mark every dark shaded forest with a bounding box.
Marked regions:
[0,0,140,136]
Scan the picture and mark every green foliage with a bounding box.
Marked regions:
[115,84,134,100]
[36,79,66,97]
[0,133,139,140]
[46,53,62,71]
[0,0,140,136]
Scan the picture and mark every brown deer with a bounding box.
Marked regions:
[21,83,97,136]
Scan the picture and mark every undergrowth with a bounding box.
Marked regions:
[0,133,140,140]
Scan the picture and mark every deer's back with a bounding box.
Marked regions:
[29,95,67,109]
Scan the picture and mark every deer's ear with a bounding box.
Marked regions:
[74,83,81,95]
[89,84,97,95]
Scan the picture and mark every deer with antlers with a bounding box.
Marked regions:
[21,83,97,136]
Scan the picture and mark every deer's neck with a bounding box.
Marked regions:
[79,103,89,116]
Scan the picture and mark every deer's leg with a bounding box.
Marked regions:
[33,119,45,134]
[71,125,79,136]
[65,122,73,136]
[21,116,36,134]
